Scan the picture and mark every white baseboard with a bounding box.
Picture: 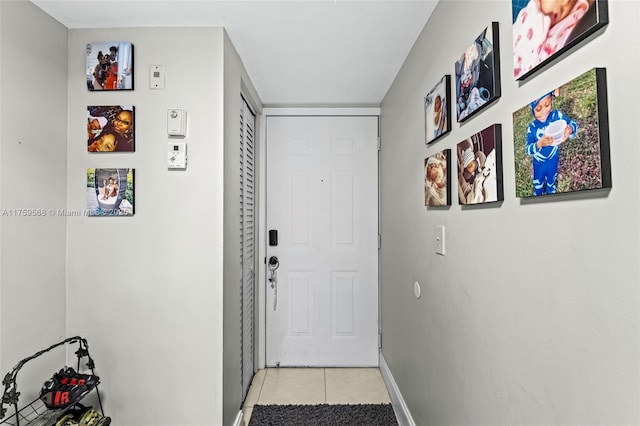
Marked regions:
[380,352,416,426]
[232,409,243,426]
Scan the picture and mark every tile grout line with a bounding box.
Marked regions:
[247,368,268,408]
[256,369,267,406]
[323,368,327,404]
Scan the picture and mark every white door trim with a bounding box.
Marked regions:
[257,107,380,369]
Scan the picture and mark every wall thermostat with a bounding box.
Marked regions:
[168,142,187,169]
[167,109,187,136]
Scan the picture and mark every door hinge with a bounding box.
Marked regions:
[378,234,381,249]
[377,137,381,151]
[378,333,382,349]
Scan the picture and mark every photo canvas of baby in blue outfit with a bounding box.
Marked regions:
[512,68,611,198]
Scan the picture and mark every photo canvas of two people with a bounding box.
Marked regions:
[87,168,134,216]
[512,67,610,198]
[512,0,608,80]
[87,106,134,152]
[457,124,504,206]
[86,42,133,91]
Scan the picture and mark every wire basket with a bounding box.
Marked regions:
[0,398,63,426]
[0,337,103,426]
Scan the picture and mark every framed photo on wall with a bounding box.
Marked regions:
[512,0,609,81]
[512,68,610,197]
[424,149,451,206]
[87,105,135,152]
[86,42,134,91]
[456,124,503,205]
[87,168,135,216]
[424,75,451,144]
[454,22,501,123]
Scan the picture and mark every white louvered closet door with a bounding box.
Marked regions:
[240,97,256,400]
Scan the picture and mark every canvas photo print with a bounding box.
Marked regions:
[512,68,610,197]
[424,75,451,144]
[424,149,451,206]
[86,42,134,90]
[512,0,608,80]
[457,124,503,205]
[87,106,134,152]
[454,22,501,122]
[87,168,134,216]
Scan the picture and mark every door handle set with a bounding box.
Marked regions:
[268,256,279,310]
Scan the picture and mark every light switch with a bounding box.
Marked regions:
[435,225,445,255]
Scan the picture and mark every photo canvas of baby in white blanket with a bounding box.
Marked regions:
[425,75,451,144]
[456,125,504,206]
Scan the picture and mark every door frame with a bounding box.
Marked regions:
[257,107,381,369]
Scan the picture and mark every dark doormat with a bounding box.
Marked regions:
[248,404,399,426]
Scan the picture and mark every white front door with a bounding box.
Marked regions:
[266,115,379,367]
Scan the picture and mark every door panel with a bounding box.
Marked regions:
[266,116,378,367]
[240,98,256,399]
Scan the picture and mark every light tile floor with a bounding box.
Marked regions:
[242,368,391,425]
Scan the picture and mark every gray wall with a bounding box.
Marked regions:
[0,12,262,424]
[65,26,260,425]
[0,0,68,397]
[380,1,640,425]
[0,3,262,422]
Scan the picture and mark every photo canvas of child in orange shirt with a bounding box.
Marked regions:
[86,42,133,91]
